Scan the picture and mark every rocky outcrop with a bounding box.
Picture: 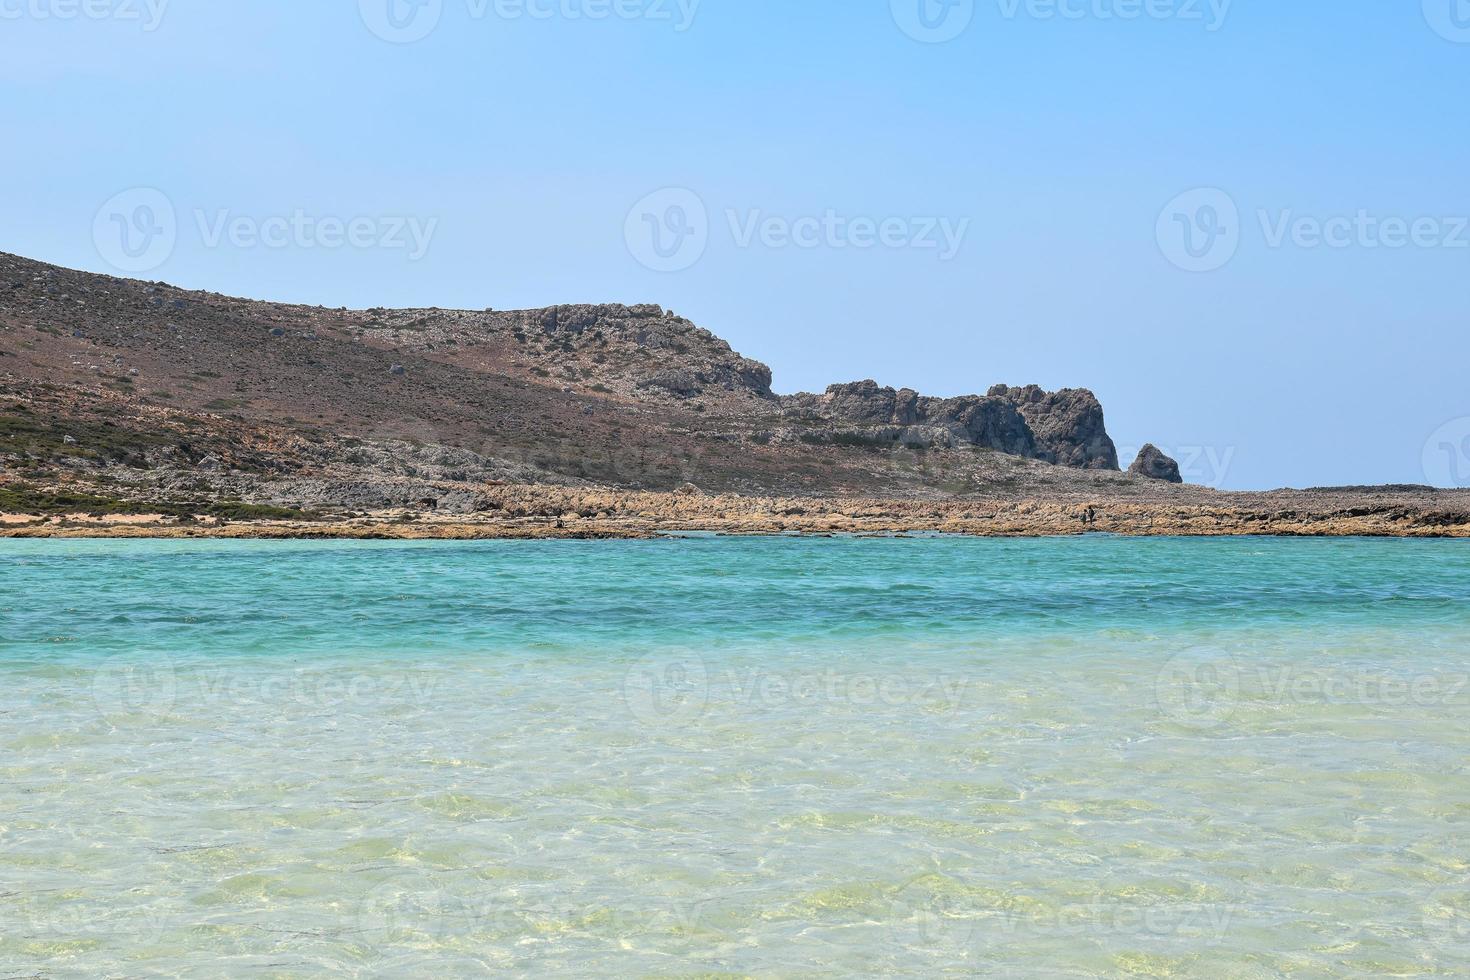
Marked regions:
[341,299,777,406]
[636,369,704,398]
[1129,444,1183,483]
[787,380,1115,469]
[502,303,776,402]
[987,385,1119,470]
[931,396,1036,457]
[824,380,922,425]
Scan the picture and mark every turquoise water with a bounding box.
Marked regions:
[2,536,1470,976]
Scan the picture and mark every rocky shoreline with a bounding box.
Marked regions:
[5,484,1469,539]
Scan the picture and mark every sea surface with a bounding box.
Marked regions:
[2,535,1469,977]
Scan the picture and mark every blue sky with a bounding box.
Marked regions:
[3,1,1467,489]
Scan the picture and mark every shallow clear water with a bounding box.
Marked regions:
[2,536,1470,976]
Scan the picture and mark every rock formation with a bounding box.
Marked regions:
[784,380,1116,469]
[1129,444,1183,483]
[504,304,776,403]
[987,385,1119,470]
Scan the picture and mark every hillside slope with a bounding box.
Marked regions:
[0,250,1159,510]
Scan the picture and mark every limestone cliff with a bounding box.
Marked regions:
[783,380,1118,470]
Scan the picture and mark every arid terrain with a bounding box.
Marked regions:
[3,250,1467,538]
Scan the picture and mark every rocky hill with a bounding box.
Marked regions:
[0,249,1179,516]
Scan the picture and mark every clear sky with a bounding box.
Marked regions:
[3,1,1467,489]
